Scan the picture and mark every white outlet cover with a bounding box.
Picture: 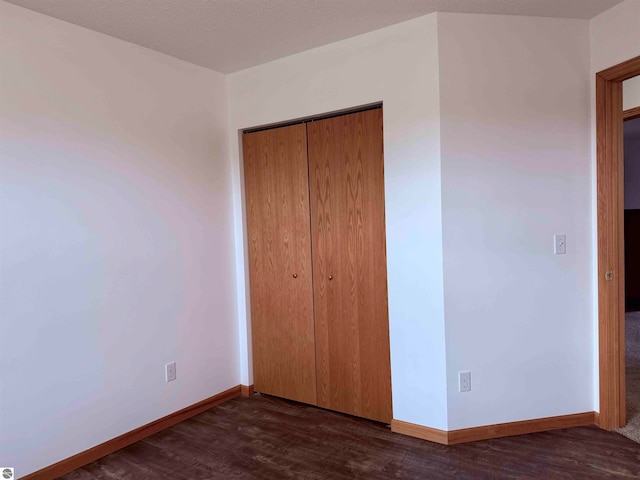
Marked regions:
[459,371,471,392]
[165,362,177,382]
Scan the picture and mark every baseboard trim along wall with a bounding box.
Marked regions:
[240,384,255,397]
[22,385,252,480]
[391,412,597,445]
[390,419,449,444]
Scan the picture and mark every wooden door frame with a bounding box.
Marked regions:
[597,55,640,430]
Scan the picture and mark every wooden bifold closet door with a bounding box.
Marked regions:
[307,109,391,423]
[242,123,317,405]
[243,108,392,424]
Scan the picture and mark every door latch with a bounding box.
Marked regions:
[605,270,613,281]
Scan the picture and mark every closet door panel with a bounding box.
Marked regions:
[243,124,317,405]
[308,109,392,423]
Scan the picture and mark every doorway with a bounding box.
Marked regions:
[624,105,640,313]
[596,55,640,431]
[618,95,640,441]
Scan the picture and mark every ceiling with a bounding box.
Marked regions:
[5,0,623,73]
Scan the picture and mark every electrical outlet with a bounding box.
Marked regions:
[165,362,176,382]
[459,371,471,392]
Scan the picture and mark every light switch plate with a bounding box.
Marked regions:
[554,234,566,255]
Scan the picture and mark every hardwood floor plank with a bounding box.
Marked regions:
[58,395,640,480]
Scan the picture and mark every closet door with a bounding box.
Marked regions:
[308,109,392,423]
[243,124,317,405]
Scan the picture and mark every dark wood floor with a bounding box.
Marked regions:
[60,394,640,480]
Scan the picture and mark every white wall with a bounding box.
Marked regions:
[0,2,239,476]
[590,0,640,75]
[228,14,449,430]
[623,75,640,110]
[438,14,592,430]
[590,0,640,409]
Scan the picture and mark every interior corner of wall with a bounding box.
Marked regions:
[227,120,252,385]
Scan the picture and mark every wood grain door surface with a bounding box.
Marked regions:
[307,109,392,423]
[242,124,317,405]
